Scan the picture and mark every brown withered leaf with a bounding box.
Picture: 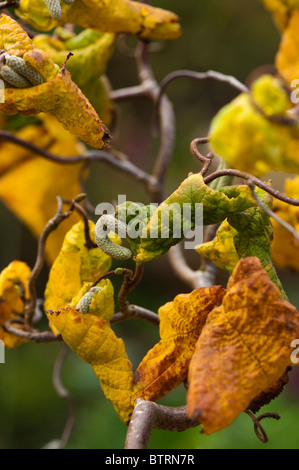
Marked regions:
[187,257,299,435]
[133,286,225,402]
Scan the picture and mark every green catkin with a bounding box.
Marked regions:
[61,0,74,4]
[0,65,31,88]
[76,286,103,314]
[44,0,62,19]
[5,55,44,86]
[95,215,133,260]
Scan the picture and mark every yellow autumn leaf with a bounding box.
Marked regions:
[33,29,116,126]
[0,14,109,149]
[271,175,299,270]
[0,260,30,348]
[47,286,135,424]
[196,220,239,273]
[17,0,181,40]
[276,10,299,84]
[133,286,225,402]
[33,29,116,87]
[210,74,299,176]
[260,0,299,30]
[187,257,299,435]
[44,220,112,313]
[70,279,114,323]
[0,114,86,264]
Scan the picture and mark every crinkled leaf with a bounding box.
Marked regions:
[271,175,299,270]
[17,0,181,40]
[120,174,256,264]
[187,257,299,435]
[133,286,225,402]
[47,302,135,424]
[210,74,299,176]
[0,114,86,264]
[0,14,109,149]
[197,188,286,297]
[0,261,30,348]
[44,220,112,314]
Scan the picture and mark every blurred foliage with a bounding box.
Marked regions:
[0,0,299,450]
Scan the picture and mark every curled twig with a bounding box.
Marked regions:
[118,263,144,316]
[153,69,248,133]
[245,410,281,443]
[62,197,98,249]
[190,137,214,176]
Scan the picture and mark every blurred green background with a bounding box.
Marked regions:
[0,0,299,449]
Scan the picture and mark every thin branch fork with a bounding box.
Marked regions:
[125,399,198,449]
[117,263,144,316]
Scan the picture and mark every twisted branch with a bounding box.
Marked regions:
[125,399,198,449]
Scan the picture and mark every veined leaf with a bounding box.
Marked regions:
[119,174,256,264]
[271,175,299,271]
[187,257,299,434]
[133,286,225,402]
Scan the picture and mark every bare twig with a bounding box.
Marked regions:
[53,344,76,449]
[204,168,299,206]
[248,181,299,241]
[4,318,62,343]
[153,69,248,130]
[168,244,217,290]
[245,410,281,444]
[0,131,153,189]
[135,40,176,203]
[190,137,214,176]
[112,304,159,326]
[61,198,98,249]
[125,399,198,449]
